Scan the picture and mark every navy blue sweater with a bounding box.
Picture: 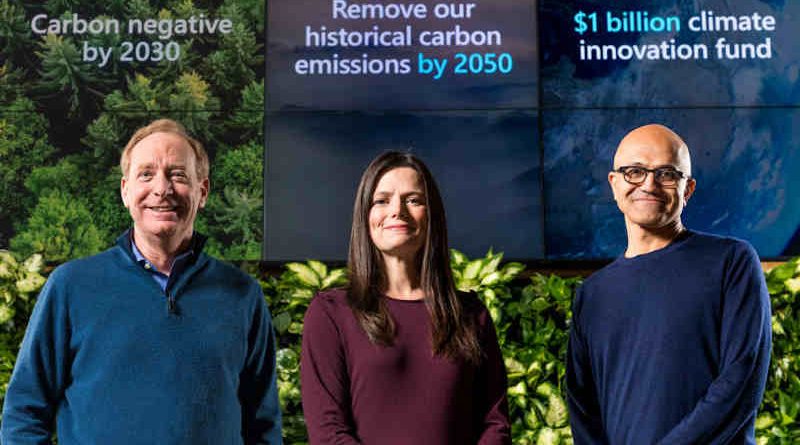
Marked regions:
[1,233,282,444]
[567,231,771,444]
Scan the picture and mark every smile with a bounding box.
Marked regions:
[147,205,178,212]
[384,224,412,231]
[632,196,665,203]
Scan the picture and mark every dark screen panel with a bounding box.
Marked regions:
[265,110,542,261]
[543,108,800,258]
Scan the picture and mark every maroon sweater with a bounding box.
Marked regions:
[300,289,510,445]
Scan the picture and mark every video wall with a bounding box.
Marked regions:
[267,0,800,261]
[1,1,797,263]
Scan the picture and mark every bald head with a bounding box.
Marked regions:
[614,124,692,176]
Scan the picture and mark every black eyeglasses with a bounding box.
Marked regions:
[614,166,688,186]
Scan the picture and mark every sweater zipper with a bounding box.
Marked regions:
[167,291,177,315]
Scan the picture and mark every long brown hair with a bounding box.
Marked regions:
[347,151,481,364]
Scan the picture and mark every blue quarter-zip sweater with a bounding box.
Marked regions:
[1,231,282,444]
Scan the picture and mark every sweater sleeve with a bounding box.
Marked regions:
[475,307,512,445]
[566,286,609,445]
[1,270,70,444]
[657,243,772,445]
[239,286,283,445]
[300,295,361,445]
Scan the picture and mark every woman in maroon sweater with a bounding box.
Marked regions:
[300,151,511,445]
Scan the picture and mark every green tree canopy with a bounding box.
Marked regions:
[0,100,56,247]
[11,190,105,262]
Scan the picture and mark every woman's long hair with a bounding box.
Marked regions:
[347,151,481,364]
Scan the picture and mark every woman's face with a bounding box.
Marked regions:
[368,167,428,262]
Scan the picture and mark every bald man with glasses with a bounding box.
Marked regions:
[566,124,772,444]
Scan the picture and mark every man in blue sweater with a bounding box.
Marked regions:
[567,124,771,444]
[1,119,282,444]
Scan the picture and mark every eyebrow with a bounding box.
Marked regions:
[372,190,424,196]
[135,163,187,171]
[624,162,679,169]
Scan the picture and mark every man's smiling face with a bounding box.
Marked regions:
[608,124,696,231]
[121,131,208,243]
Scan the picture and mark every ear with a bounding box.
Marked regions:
[683,177,696,204]
[198,177,210,209]
[608,171,619,201]
[120,176,130,208]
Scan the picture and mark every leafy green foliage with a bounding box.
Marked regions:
[212,140,263,192]
[167,72,220,138]
[35,34,101,116]
[261,260,348,444]
[229,80,264,140]
[756,260,800,444]
[10,191,106,262]
[83,113,126,163]
[0,251,45,418]
[0,103,56,244]
[86,167,132,242]
[202,141,264,260]
[203,187,262,260]
[451,249,580,444]
[0,62,26,106]
[201,12,262,106]
[24,159,83,198]
[0,1,32,65]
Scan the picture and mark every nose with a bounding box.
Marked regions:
[638,170,659,192]
[389,196,407,217]
[152,172,174,196]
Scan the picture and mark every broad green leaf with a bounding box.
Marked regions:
[505,357,525,376]
[524,409,541,429]
[307,260,327,279]
[22,254,43,274]
[0,251,17,279]
[321,269,347,289]
[531,297,550,313]
[508,380,527,397]
[772,316,785,336]
[481,254,503,278]
[544,393,568,427]
[286,263,320,287]
[767,261,797,283]
[536,427,560,445]
[489,306,502,325]
[16,273,45,293]
[756,413,775,430]
[480,271,501,286]
[786,277,800,294]
[502,262,525,280]
[450,249,467,266]
[273,311,291,334]
[0,305,13,324]
[537,382,556,397]
[463,259,483,280]
[291,288,315,300]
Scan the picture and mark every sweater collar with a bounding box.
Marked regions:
[116,229,208,265]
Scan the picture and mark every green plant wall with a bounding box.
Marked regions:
[1,250,798,444]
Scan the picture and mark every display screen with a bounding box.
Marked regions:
[1,1,797,262]
[266,0,800,261]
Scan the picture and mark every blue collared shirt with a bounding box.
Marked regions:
[131,238,195,292]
